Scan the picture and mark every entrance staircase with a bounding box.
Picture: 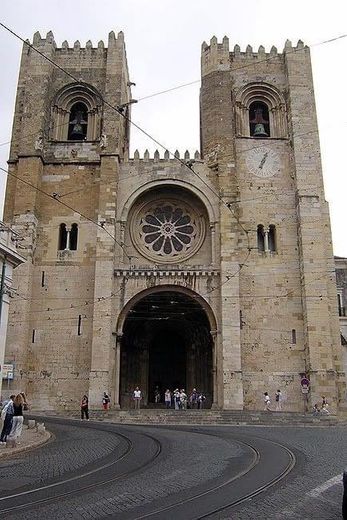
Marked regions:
[70,409,338,426]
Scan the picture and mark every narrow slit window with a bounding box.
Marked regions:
[58,223,67,250]
[32,329,36,343]
[291,329,297,344]
[257,225,265,252]
[70,223,78,251]
[41,271,45,287]
[268,225,276,252]
[77,315,82,336]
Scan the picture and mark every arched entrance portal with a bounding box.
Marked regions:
[119,290,214,409]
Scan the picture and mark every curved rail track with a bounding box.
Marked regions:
[0,417,296,519]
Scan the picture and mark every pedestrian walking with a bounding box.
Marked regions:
[102,392,110,410]
[8,393,24,446]
[81,394,89,420]
[164,389,171,409]
[133,386,142,409]
[275,389,282,411]
[264,392,271,411]
[0,394,15,445]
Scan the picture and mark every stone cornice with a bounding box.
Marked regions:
[114,268,220,278]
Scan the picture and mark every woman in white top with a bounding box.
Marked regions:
[133,387,142,409]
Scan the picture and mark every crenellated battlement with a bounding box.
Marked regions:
[201,36,307,76]
[28,30,125,52]
[128,149,201,162]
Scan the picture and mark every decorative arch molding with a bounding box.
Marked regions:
[51,82,103,141]
[116,284,218,335]
[120,179,218,225]
[235,82,287,138]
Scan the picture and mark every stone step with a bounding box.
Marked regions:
[41,409,338,426]
[77,410,339,426]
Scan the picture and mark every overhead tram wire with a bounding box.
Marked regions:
[1,29,346,149]
[0,23,342,308]
[136,33,347,102]
[0,21,251,284]
[0,23,345,202]
[0,165,132,261]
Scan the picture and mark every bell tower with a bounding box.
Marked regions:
[3,30,132,408]
[200,37,345,411]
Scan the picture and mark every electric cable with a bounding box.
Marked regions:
[0,165,132,261]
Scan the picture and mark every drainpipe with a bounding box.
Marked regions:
[0,256,6,325]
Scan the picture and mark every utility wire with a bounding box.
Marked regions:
[0,21,251,284]
[0,166,131,260]
[0,22,341,315]
[136,34,347,101]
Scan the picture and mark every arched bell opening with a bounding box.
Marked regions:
[68,102,88,140]
[119,289,215,409]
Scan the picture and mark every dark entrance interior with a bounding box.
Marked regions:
[120,290,213,408]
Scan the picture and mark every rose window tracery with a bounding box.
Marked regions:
[131,199,205,262]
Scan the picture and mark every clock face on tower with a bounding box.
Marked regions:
[246,148,281,178]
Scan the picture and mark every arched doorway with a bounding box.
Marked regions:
[119,289,215,409]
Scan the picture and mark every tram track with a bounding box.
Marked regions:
[0,418,163,516]
[130,432,296,520]
[0,419,296,519]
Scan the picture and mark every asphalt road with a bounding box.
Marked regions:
[0,417,345,519]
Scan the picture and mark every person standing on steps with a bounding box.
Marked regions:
[133,387,142,410]
[102,392,110,410]
[275,389,282,411]
[173,389,180,410]
[81,394,89,420]
[180,389,187,410]
[164,389,171,409]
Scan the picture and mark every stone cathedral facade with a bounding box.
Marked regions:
[3,30,345,411]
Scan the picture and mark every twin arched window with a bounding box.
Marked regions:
[58,223,78,251]
[257,224,276,253]
[51,83,102,141]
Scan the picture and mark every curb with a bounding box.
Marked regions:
[0,431,51,460]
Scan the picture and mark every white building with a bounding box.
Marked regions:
[0,222,25,400]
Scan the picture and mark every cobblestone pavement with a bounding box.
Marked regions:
[2,421,248,519]
[1,420,347,519]
[0,421,123,493]
[207,425,347,519]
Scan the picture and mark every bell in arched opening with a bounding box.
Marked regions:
[249,102,270,138]
[68,102,88,140]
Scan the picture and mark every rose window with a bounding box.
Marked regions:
[140,204,197,257]
[130,198,205,263]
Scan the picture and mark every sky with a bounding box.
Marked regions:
[1,0,346,255]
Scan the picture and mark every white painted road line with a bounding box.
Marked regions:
[307,474,343,498]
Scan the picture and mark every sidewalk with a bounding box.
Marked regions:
[0,424,51,459]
